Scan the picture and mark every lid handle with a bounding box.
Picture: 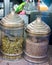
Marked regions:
[36,17,42,23]
[11,11,15,15]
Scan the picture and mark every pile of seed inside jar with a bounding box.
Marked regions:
[1,35,24,60]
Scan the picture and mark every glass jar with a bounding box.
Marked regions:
[24,0,38,14]
[0,11,24,60]
[24,17,51,63]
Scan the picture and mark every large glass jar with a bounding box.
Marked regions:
[24,17,51,63]
[0,11,24,60]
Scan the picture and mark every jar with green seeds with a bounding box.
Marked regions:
[0,11,24,60]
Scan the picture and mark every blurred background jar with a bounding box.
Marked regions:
[0,11,24,60]
[24,16,51,63]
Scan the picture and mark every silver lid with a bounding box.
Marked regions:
[26,17,51,35]
[1,11,24,28]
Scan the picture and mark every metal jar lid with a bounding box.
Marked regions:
[26,17,51,36]
[1,11,24,28]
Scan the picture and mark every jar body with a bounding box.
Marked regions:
[24,33,50,63]
[1,26,24,60]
